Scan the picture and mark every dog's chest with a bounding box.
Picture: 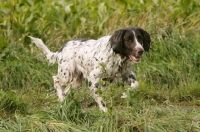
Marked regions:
[106,58,133,78]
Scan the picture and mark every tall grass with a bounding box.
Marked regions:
[0,0,200,131]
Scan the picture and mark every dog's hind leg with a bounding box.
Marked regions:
[63,73,83,95]
[71,73,83,88]
[63,85,71,95]
[53,76,64,102]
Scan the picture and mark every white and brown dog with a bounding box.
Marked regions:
[29,27,151,112]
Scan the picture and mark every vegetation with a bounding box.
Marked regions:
[0,0,200,131]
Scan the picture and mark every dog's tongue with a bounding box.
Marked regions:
[129,55,140,62]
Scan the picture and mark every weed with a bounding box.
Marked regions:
[0,0,200,131]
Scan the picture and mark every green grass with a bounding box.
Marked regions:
[0,0,200,131]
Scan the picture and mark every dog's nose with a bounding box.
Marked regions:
[136,49,144,56]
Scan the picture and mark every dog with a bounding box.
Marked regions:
[29,27,151,112]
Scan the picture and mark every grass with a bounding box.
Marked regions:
[0,0,200,131]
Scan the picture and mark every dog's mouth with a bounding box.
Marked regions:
[129,55,141,62]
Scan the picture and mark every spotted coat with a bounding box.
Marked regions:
[29,27,151,112]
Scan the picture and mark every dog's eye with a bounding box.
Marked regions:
[127,37,133,42]
[128,39,132,42]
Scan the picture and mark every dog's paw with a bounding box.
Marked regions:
[100,106,108,112]
[121,92,127,98]
[131,80,139,89]
[58,95,65,102]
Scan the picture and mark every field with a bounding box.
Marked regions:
[0,0,200,131]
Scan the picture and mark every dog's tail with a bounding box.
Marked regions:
[29,36,57,64]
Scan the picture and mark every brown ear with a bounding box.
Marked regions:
[137,28,151,51]
[109,29,125,54]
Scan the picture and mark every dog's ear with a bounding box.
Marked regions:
[109,29,125,54]
[137,28,151,51]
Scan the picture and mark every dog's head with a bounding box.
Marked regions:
[109,27,151,62]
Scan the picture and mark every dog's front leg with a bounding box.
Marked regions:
[122,71,139,89]
[89,82,107,112]
[121,71,139,98]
